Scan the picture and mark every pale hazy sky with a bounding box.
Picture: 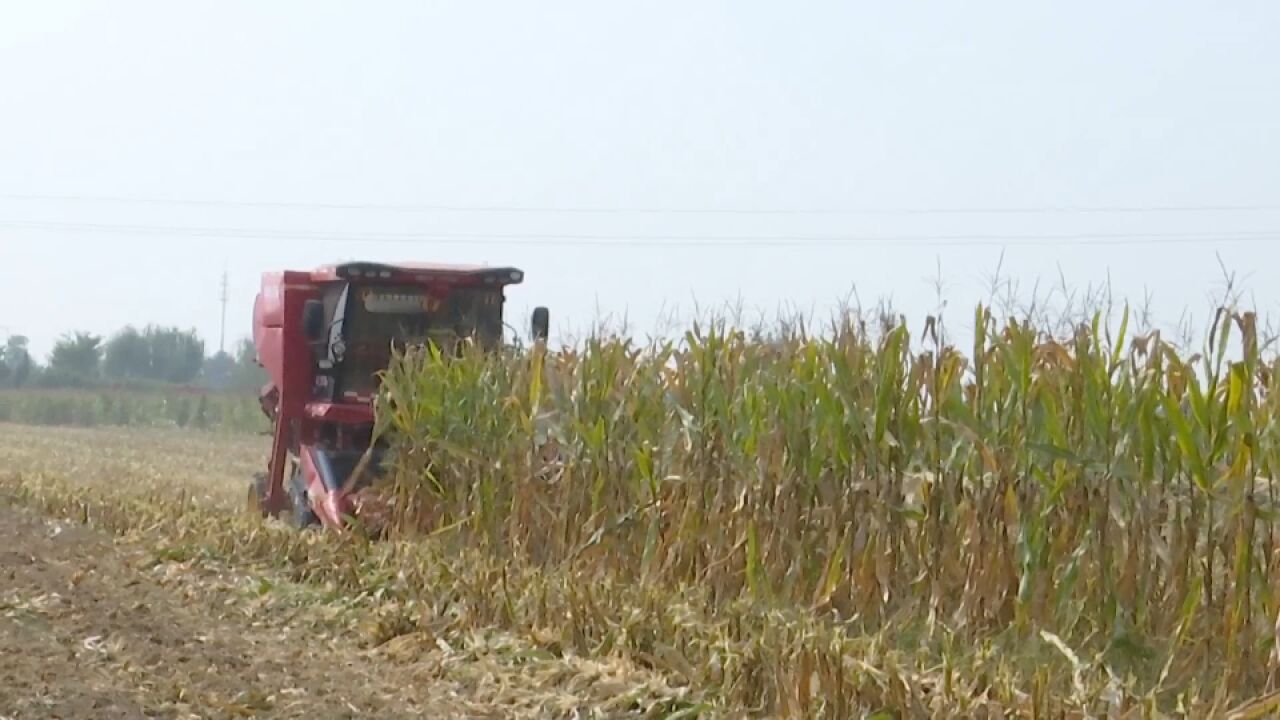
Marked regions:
[2,2,1279,358]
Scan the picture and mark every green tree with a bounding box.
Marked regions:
[144,326,204,383]
[199,350,235,390]
[103,326,151,380]
[48,331,103,380]
[3,335,31,387]
[8,336,32,387]
[3,336,24,358]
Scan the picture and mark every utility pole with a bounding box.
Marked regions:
[219,270,228,356]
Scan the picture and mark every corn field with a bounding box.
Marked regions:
[0,389,266,433]
[374,303,1280,715]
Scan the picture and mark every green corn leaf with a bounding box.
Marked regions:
[1164,394,1208,489]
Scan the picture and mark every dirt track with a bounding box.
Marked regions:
[0,498,462,719]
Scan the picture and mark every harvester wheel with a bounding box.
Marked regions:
[247,469,317,528]
[285,465,320,529]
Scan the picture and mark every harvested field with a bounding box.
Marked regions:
[0,424,695,719]
[0,501,461,718]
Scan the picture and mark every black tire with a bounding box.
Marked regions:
[286,463,320,529]
[249,465,317,528]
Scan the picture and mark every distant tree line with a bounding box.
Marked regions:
[0,326,267,392]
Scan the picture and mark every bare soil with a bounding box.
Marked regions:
[0,497,463,719]
[0,425,687,720]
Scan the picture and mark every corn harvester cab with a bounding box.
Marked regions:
[247,261,549,531]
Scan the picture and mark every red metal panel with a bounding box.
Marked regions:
[255,272,286,327]
[257,272,321,515]
[276,272,321,416]
[254,327,284,391]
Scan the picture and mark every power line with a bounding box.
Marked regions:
[2,191,1280,216]
[1,218,1278,247]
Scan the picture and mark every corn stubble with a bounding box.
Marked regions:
[374,304,1280,716]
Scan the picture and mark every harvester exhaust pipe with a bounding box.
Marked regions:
[531,307,549,342]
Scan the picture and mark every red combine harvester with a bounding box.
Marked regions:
[247,260,548,531]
